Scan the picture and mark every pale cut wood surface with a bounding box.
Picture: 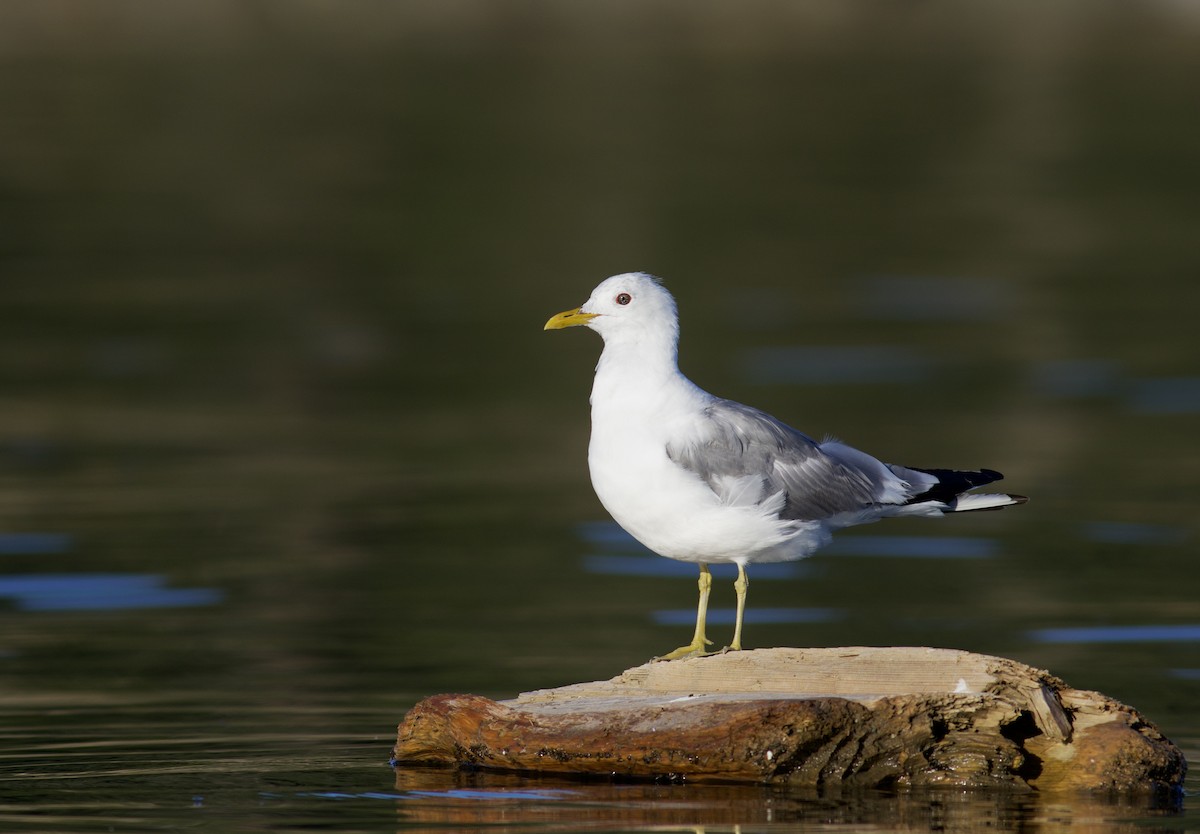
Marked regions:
[514,647,1073,742]
[393,647,1186,792]
[519,647,1009,699]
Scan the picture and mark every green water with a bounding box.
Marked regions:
[1,2,1198,830]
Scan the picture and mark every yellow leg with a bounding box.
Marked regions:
[727,563,749,652]
[656,564,715,661]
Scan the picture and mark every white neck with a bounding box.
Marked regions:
[589,329,707,420]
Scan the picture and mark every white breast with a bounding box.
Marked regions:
[586,374,826,564]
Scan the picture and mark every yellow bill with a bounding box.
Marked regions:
[544,306,598,330]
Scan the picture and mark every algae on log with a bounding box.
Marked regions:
[392,647,1186,792]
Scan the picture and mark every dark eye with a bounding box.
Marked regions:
[616,292,632,305]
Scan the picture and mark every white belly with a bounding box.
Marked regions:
[587,425,829,565]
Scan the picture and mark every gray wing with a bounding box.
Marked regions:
[665,398,912,520]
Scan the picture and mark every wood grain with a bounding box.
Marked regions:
[393,647,1185,792]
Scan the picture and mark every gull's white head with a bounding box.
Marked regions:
[544,273,679,344]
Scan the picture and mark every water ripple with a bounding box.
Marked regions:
[0,574,223,612]
[1028,624,1200,644]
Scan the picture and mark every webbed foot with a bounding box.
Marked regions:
[653,637,714,661]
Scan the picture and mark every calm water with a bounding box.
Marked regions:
[1,2,1198,831]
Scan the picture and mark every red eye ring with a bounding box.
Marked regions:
[616,293,632,305]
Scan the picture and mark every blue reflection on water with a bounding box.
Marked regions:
[0,573,223,611]
[406,789,575,801]
[859,275,1008,322]
[653,607,841,626]
[579,522,995,561]
[1028,624,1200,644]
[1033,359,1121,399]
[1130,377,1200,414]
[0,533,73,554]
[1029,367,1200,413]
[1081,521,1188,545]
[577,521,642,548]
[284,788,576,801]
[288,791,408,800]
[584,555,808,580]
[827,535,996,558]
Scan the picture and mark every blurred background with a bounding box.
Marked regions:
[0,0,1197,826]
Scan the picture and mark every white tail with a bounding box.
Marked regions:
[950,493,1028,513]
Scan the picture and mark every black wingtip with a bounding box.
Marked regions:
[903,466,1010,505]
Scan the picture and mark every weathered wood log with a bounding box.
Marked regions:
[392,647,1186,792]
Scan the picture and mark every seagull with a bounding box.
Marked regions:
[545,272,1027,660]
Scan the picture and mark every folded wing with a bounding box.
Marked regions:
[665,399,916,521]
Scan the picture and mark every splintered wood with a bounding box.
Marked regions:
[392,647,1186,792]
